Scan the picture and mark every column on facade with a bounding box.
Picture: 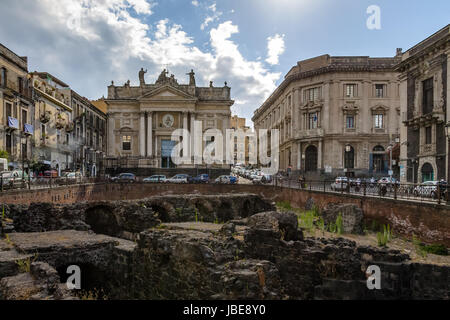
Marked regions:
[107,113,115,156]
[190,112,195,163]
[139,112,145,157]
[318,140,322,170]
[147,112,152,157]
[182,111,189,160]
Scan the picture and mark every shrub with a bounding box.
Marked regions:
[377,224,392,247]
[277,200,292,212]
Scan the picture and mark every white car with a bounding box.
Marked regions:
[215,175,231,184]
[413,181,444,198]
[330,177,349,191]
[166,174,189,184]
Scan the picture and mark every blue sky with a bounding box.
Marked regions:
[0,0,448,124]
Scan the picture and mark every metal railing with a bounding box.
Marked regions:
[1,172,449,206]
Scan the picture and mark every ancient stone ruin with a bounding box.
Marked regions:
[0,193,448,300]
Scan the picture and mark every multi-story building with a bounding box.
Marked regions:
[397,25,449,183]
[30,72,73,174]
[105,69,233,169]
[252,53,402,177]
[0,44,34,170]
[58,90,107,177]
[230,115,250,164]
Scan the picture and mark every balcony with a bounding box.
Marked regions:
[40,111,51,124]
[7,116,19,130]
[24,123,34,136]
[65,121,75,133]
[55,117,66,130]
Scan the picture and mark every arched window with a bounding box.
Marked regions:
[373,145,385,152]
[421,163,434,182]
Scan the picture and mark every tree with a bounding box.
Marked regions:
[0,150,9,160]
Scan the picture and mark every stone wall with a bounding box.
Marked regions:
[1,183,448,246]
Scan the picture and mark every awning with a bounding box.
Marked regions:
[39,160,52,165]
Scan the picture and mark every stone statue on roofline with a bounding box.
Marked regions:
[156,69,169,85]
[139,68,147,86]
[186,69,196,86]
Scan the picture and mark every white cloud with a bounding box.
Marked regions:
[200,1,222,30]
[191,0,199,7]
[266,33,285,65]
[0,0,281,121]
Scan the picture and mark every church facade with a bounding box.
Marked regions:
[104,69,234,168]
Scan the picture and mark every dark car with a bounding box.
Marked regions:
[188,174,209,184]
[111,173,136,183]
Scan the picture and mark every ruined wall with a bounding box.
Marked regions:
[1,183,448,246]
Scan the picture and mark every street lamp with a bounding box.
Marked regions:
[445,123,450,204]
[387,144,393,180]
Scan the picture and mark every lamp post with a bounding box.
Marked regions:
[345,144,351,178]
[445,123,450,204]
[387,144,393,181]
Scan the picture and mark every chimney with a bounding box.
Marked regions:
[396,48,402,57]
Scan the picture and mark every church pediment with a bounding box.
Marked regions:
[138,85,197,102]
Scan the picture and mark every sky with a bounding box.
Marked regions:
[0,0,449,125]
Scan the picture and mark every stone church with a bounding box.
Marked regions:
[105,69,234,168]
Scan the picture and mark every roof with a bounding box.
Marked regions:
[30,72,69,88]
[90,99,108,114]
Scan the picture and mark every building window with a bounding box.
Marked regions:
[122,135,131,151]
[425,126,432,145]
[375,84,386,98]
[345,84,357,98]
[18,77,23,94]
[6,133,12,155]
[304,87,321,102]
[21,109,27,129]
[0,68,7,87]
[374,114,383,128]
[346,115,355,129]
[5,102,12,125]
[308,112,318,129]
[41,124,46,139]
[422,78,433,115]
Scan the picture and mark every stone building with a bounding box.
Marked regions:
[104,69,233,169]
[57,91,107,177]
[397,25,449,183]
[0,44,34,169]
[30,72,73,175]
[230,115,250,164]
[252,53,402,177]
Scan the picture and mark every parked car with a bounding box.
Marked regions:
[43,170,58,178]
[188,174,209,184]
[0,170,29,189]
[143,175,167,183]
[166,174,189,184]
[377,177,399,187]
[215,175,232,184]
[56,172,82,184]
[111,173,136,183]
[330,177,349,191]
[413,180,447,199]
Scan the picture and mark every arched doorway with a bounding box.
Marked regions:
[421,163,434,182]
[344,146,355,169]
[371,145,385,173]
[305,145,318,172]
